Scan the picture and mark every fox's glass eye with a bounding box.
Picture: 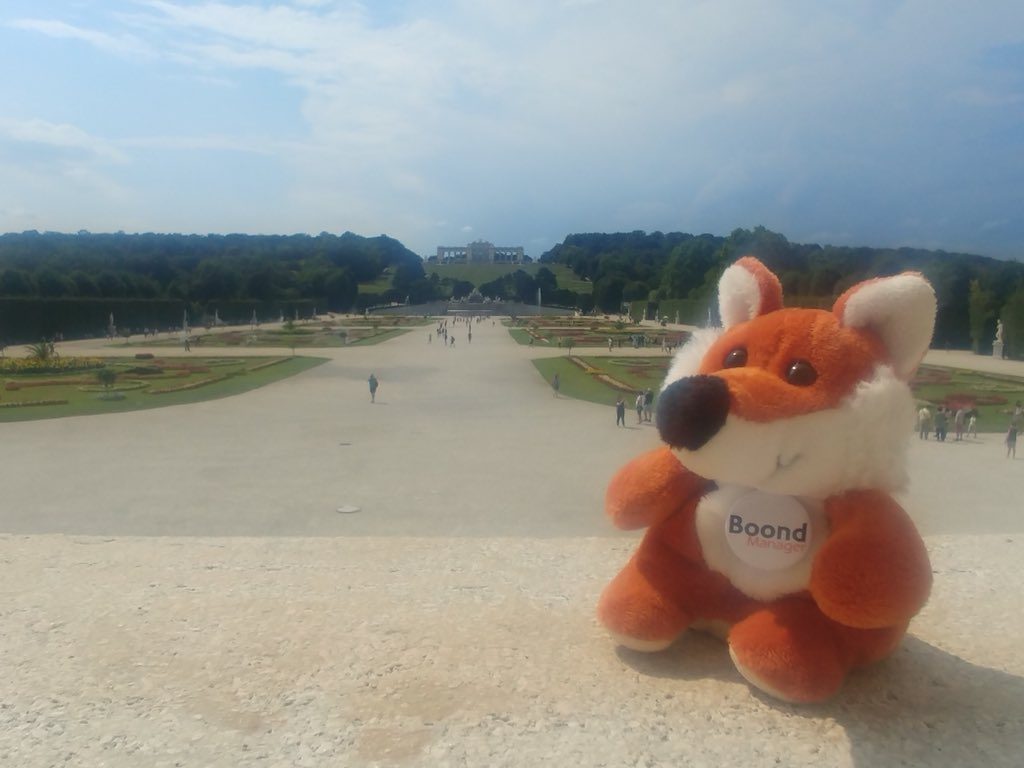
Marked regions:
[723,347,747,368]
[786,359,818,386]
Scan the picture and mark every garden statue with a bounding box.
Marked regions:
[994,320,1005,359]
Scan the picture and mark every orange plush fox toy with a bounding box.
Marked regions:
[598,256,936,703]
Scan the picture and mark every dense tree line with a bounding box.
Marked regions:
[0,230,436,313]
[540,226,1024,354]
[474,266,593,311]
[3,227,1024,356]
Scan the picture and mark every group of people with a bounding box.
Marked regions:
[917,405,976,442]
[614,388,654,426]
[431,319,452,346]
[430,315,484,347]
[917,401,1024,459]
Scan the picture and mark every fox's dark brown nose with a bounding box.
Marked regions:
[656,375,731,451]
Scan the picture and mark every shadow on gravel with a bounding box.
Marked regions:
[617,633,1023,766]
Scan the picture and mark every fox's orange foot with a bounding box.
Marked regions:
[597,565,691,652]
[727,599,847,703]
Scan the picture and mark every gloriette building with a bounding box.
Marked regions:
[436,240,524,264]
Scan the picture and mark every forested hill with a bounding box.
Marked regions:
[540,227,1024,351]
[0,230,426,311]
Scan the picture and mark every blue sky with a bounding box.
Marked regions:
[1,1,1022,260]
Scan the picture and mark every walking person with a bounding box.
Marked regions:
[635,391,644,424]
[917,405,932,440]
[1005,401,1023,458]
[643,388,654,422]
[368,373,379,403]
[552,373,560,397]
[934,407,948,441]
[615,396,626,427]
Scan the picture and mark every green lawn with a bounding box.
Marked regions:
[532,356,669,406]
[357,274,395,293]
[0,355,327,422]
[508,328,534,345]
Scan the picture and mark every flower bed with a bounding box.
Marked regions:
[568,356,602,375]
[146,375,229,395]
[0,358,104,375]
[0,399,69,409]
[938,392,1009,409]
[5,377,95,391]
[912,367,953,385]
[595,373,639,392]
[247,358,287,372]
[159,364,212,374]
[77,380,150,393]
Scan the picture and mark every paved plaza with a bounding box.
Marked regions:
[1,321,1022,766]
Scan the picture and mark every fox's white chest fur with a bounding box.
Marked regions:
[695,484,829,601]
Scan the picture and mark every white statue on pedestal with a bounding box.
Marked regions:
[993,319,1005,359]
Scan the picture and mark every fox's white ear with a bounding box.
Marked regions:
[718,256,783,328]
[834,273,936,380]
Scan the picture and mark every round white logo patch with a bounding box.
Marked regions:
[725,490,813,571]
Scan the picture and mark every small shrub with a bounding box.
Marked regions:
[96,368,117,391]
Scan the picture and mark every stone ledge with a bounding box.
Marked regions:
[2,534,1020,767]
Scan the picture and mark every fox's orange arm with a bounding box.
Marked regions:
[606,446,710,530]
[810,490,932,629]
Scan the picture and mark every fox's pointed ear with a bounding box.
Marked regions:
[834,273,936,380]
[718,256,784,329]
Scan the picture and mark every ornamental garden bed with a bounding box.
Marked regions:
[117,318,428,350]
[0,354,326,422]
[507,317,689,349]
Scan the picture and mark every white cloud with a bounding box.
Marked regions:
[0,118,127,163]
[7,18,149,58]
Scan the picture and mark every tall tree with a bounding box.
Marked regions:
[968,279,996,353]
